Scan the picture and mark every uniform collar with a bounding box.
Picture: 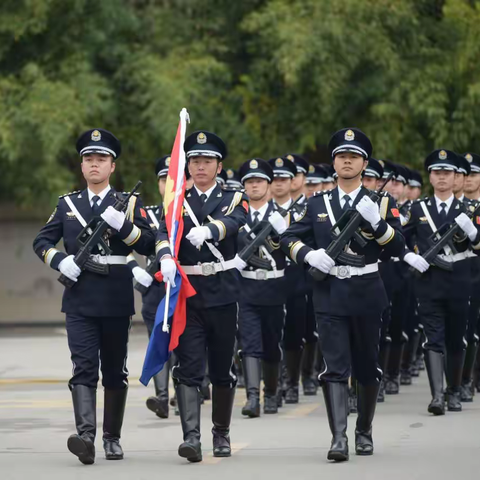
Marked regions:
[337,183,362,204]
[194,183,217,200]
[87,185,111,205]
[250,201,270,221]
[434,194,454,212]
[279,198,292,210]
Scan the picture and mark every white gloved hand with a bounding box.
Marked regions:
[132,266,154,288]
[100,206,125,231]
[58,255,81,282]
[233,254,247,271]
[160,257,177,287]
[455,213,477,241]
[404,252,430,273]
[186,226,213,247]
[268,211,287,235]
[355,196,381,228]
[304,248,335,274]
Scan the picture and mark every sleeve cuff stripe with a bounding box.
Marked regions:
[211,220,226,241]
[124,225,141,246]
[44,248,59,266]
[290,241,304,263]
[155,241,170,254]
[377,224,395,245]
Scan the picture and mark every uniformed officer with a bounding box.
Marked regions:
[33,128,155,464]
[268,156,311,403]
[402,149,480,415]
[306,164,325,197]
[407,169,423,201]
[280,128,404,461]
[236,158,288,416]
[453,154,471,202]
[156,131,248,462]
[126,156,172,418]
[459,153,480,402]
[217,167,228,188]
[361,157,384,192]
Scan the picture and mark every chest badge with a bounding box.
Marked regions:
[66,211,76,220]
[317,213,328,222]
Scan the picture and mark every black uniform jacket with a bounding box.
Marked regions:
[156,184,248,309]
[33,188,155,317]
[238,200,288,306]
[280,186,405,316]
[402,196,480,300]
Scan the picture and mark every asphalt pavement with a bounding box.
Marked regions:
[1,326,479,480]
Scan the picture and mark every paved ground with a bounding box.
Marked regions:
[1,326,479,480]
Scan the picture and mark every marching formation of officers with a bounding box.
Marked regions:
[33,126,480,465]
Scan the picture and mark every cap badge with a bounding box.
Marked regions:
[309,165,315,174]
[165,156,171,167]
[197,132,207,144]
[466,153,473,163]
[91,130,101,142]
[439,150,447,160]
[227,169,234,179]
[345,129,355,141]
[275,158,284,167]
[286,154,294,161]
[250,159,258,169]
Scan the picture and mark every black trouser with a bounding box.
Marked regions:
[418,297,469,354]
[238,303,285,363]
[305,293,319,345]
[316,312,383,386]
[66,314,131,389]
[172,302,237,388]
[284,293,307,351]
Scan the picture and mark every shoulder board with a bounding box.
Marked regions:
[59,190,81,199]
[122,191,140,196]
[145,205,157,210]
[313,190,327,197]
[380,191,389,197]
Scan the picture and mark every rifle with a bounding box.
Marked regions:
[58,181,142,289]
[238,196,304,271]
[308,172,394,281]
[410,202,480,275]
[134,255,159,295]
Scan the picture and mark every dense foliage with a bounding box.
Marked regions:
[1,0,479,209]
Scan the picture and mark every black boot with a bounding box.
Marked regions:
[212,386,235,457]
[424,350,445,416]
[103,388,127,460]
[461,342,478,402]
[302,343,318,396]
[445,351,466,412]
[67,385,96,465]
[241,356,261,418]
[410,330,422,377]
[322,383,349,462]
[377,341,390,403]
[277,362,284,408]
[146,367,169,419]
[400,335,414,385]
[385,343,404,395]
[263,360,279,414]
[176,384,202,462]
[355,383,380,456]
[348,379,358,415]
[284,350,302,404]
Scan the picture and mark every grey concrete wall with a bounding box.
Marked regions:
[0,222,143,324]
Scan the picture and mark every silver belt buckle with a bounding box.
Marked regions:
[90,254,107,265]
[337,265,351,279]
[201,262,216,276]
[256,270,267,280]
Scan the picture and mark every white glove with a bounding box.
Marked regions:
[186,226,212,247]
[404,252,430,273]
[268,211,287,235]
[455,213,477,241]
[100,206,125,231]
[132,266,154,288]
[160,258,177,287]
[356,196,381,228]
[304,248,335,274]
[233,254,247,271]
[58,255,81,282]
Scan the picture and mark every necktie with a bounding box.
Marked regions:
[439,202,447,224]
[252,211,260,226]
[200,193,207,204]
[343,194,351,211]
[91,195,101,215]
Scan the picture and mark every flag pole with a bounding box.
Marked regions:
[161,108,190,333]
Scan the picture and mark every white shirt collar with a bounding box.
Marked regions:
[434,194,454,213]
[337,184,362,206]
[458,194,465,202]
[194,183,217,200]
[279,198,292,210]
[250,201,270,221]
[87,185,111,206]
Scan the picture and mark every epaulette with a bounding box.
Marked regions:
[313,190,328,197]
[59,190,81,199]
[122,191,140,196]
[145,205,158,210]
